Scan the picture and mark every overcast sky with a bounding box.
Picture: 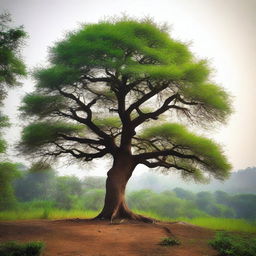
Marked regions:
[1,0,256,177]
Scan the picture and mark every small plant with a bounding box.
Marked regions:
[159,237,181,246]
[40,208,50,219]
[209,232,256,256]
[0,241,44,256]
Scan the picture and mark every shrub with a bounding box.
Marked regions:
[159,237,181,246]
[209,232,256,256]
[0,241,44,256]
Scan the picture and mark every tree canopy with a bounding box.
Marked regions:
[20,18,231,182]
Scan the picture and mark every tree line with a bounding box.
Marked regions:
[1,164,256,221]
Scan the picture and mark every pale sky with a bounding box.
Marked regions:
[1,0,256,177]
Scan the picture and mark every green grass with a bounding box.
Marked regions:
[209,232,256,256]
[0,241,44,256]
[0,208,255,233]
[133,210,256,233]
[179,217,256,233]
[0,208,99,221]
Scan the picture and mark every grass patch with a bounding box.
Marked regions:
[159,237,181,246]
[0,208,255,234]
[0,241,44,256]
[0,208,99,221]
[133,210,256,233]
[179,217,256,233]
[209,232,256,256]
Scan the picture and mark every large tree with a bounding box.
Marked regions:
[19,19,232,222]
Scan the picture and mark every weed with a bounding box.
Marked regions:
[159,237,181,246]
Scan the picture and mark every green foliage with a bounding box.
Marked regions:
[159,237,181,246]
[0,12,26,90]
[228,194,256,220]
[0,241,44,256]
[53,176,83,209]
[48,19,231,121]
[180,83,232,122]
[21,121,84,149]
[173,187,195,201]
[83,189,105,210]
[14,163,56,202]
[19,17,232,190]
[141,123,231,180]
[83,176,105,190]
[20,94,65,118]
[0,162,20,210]
[0,115,9,152]
[51,20,191,68]
[209,232,256,256]
[34,65,82,90]
[0,138,7,153]
[127,189,208,219]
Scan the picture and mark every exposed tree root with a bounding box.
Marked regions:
[94,203,156,224]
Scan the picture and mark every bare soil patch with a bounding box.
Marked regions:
[0,219,218,256]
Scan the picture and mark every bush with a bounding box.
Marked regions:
[159,237,181,246]
[209,232,256,256]
[0,241,44,256]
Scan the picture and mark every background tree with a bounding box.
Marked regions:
[14,162,56,202]
[19,18,232,222]
[0,12,26,152]
[0,12,26,92]
[0,162,20,210]
[0,12,26,210]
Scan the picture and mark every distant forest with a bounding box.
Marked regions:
[1,165,255,221]
[128,167,256,194]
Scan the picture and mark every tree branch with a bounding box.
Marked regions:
[140,159,194,173]
[135,148,206,165]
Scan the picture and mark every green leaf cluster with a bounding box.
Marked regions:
[20,93,65,117]
[141,123,231,179]
[50,20,191,69]
[21,122,84,149]
[34,65,82,91]
[0,12,27,89]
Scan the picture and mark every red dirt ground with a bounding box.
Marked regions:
[0,219,218,256]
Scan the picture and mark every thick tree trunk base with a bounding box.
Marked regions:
[95,152,156,223]
[94,202,156,224]
[94,211,156,224]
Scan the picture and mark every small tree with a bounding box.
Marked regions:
[19,18,232,222]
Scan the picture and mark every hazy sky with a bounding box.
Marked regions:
[1,0,256,177]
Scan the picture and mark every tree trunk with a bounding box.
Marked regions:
[95,151,154,223]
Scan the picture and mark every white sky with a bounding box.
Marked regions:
[1,0,256,177]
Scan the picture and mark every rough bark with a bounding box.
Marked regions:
[95,151,154,223]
